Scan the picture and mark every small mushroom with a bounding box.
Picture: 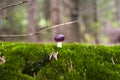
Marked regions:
[54,34,65,48]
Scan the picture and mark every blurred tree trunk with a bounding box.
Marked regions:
[64,0,80,42]
[6,0,15,34]
[70,0,80,42]
[50,0,64,41]
[0,0,4,18]
[80,0,92,33]
[44,0,50,21]
[80,0,99,43]
[3,0,16,41]
[43,0,51,41]
[80,0,93,42]
[26,0,38,42]
[93,0,99,44]
[115,0,120,22]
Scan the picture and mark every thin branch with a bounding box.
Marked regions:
[0,0,30,12]
[111,57,115,65]
[0,20,79,38]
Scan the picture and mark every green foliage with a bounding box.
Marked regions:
[36,44,120,80]
[0,42,120,80]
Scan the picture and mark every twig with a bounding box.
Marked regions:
[0,20,79,38]
[0,0,30,12]
[111,57,115,65]
[69,59,73,72]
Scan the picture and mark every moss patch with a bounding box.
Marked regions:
[0,42,120,80]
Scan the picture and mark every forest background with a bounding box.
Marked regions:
[0,0,120,44]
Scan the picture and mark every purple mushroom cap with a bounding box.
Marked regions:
[54,34,65,42]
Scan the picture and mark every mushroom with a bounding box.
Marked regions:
[54,34,65,48]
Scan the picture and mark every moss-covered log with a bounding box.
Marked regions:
[0,42,120,80]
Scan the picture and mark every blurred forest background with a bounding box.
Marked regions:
[0,0,120,44]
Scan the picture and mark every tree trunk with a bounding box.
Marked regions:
[70,0,80,42]
[80,0,93,34]
[3,0,16,41]
[93,0,99,44]
[50,0,64,41]
[80,0,99,43]
[115,0,120,21]
[64,0,80,42]
[79,2,89,42]
[26,0,38,42]
[44,0,50,21]
[5,0,15,34]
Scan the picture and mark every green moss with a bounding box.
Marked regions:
[0,42,120,80]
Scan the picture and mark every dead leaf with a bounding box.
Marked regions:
[0,56,6,64]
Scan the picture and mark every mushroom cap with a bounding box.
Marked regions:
[54,34,65,42]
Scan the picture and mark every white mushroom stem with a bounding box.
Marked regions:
[57,42,62,48]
